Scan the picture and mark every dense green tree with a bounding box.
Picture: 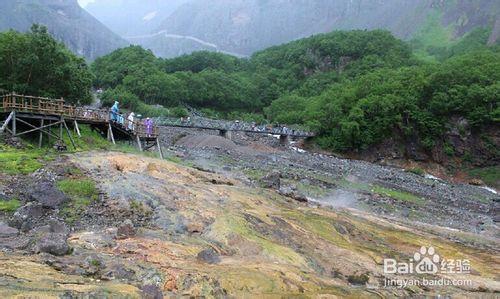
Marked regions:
[0,25,93,104]
[92,45,158,88]
[163,51,246,73]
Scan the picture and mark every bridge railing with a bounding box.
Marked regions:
[155,116,315,137]
[2,93,312,138]
[1,93,159,138]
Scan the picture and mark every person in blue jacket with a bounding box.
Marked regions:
[110,101,119,122]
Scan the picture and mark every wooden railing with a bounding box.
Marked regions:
[1,93,158,138]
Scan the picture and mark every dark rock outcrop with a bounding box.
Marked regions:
[27,182,68,209]
[260,171,281,189]
[141,284,164,299]
[116,219,136,239]
[196,248,220,264]
[36,232,70,256]
[9,203,48,232]
[0,222,19,238]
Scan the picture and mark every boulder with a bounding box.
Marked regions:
[9,203,47,232]
[196,248,220,264]
[186,222,204,234]
[102,264,136,281]
[84,255,105,276]
[260,171,281,189]
[48,219,70,234]
[27,182,69,209]
[116,219,136,239]
[278,187,308,203]
[0,222,19,238]
[36,232,70,256]
[469,179,485,186]
[141,285,163,299]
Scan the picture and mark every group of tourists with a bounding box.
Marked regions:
[109,101,154,137]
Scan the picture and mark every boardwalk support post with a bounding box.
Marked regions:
[11,117,63,139]
[156,138,163,159]
[279,134,289,146]
[1,111,14,134]
[108,123,115,145]
[39,119,44,148]
[12,111,16,135]
[59,117,63,141]
[63,119,77,150]
[219,129,232,140]
[136,135,143,151]
[74,120,81,137]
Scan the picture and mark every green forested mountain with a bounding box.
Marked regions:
[92,28,499,163]
[93,30,412,112]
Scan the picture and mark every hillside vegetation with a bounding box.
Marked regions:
[0,25,93,103]
[92,29,499,164]
[0,25,498,165]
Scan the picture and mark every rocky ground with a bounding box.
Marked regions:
[0,131,498,297]
[166,132,499,236]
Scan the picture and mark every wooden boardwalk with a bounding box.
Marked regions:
[0,93,162,157]
[1,92,316,152]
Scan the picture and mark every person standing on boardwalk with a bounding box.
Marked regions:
[127,112,135,131]
[110,101,119,122]
[144,117,153,137]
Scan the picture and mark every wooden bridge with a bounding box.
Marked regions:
[0,93,315,153]
[0,93,163,157]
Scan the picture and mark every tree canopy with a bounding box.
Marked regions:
[0,25,93,104]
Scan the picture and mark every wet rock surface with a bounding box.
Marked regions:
[0,146,497,297]
[165,132,499,235]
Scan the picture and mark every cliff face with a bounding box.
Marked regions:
[0,0,127,60]
[146,0,498,57]
[84,0,190,37]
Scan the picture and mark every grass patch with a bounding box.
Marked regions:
[0,145,46,174]
[339,178,425,205]
[294,181,328,198]
[407,167,425,176]
[57,178,98,199]
[0,199,21,212]
[243,168,266,181]
[63,124,110,152]
[372,186,425,205]
[165,155,182,164]
[57,178,99,224]
[467,166,500,189]
[338,179,371,192]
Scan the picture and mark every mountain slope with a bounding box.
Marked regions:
[0,0,127,60]
[85,0,190,37]
[141,0,498,57]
